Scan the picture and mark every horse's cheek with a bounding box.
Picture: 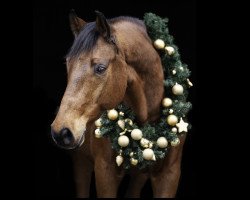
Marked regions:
[115,64,127,99]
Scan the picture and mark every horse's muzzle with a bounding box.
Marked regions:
[51,127,85,149]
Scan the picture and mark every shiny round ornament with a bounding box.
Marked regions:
[165,46,175,55]
[108,109,118,120]
[95,118,102,127]
[167,114,178,126]
[172,127,177,133]
[172,83,184,95]
[143,148,155,160]
[162,98,172,108]
[131,129,143,140]
[169,109,174,114]
[171,138,180,147]
[140,138,150,148]
[95,128,102,138]
[118,135,129,147]
[157,137,168,148]
[154,39,165,49]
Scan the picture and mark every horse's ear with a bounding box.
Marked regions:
[95,11,111,40]
[69,9,86,37]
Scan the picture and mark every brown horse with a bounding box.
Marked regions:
[51,10,186,198]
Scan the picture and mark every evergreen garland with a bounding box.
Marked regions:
[95,13,193,170]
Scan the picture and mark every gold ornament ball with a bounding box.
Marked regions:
[172,127,177,133]
[162,98,173,108]
[95,128,102,138]
[169,109,174,114]
[143,148,154,160]
[108,109,118,120]
[154,39,165,49]
[95,118,102,127]
[131,129,143,140]
[118,135,129,147]
[130,158,138,165]
[171,138,180,147]
[117,120,125,130]
[116,155,123,166]
[157,137,168,148]
[165,46,175,55]
[129,152,134,157]
[172,83,184,95]
[167,114,178,126]
[140,138,149,147]
[119,111,124,116]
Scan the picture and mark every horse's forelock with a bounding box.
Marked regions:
[66,22,99,59]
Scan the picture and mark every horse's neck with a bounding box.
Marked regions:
[114,21,164,123]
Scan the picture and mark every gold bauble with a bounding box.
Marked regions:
[140,138,149,147]
[172,83,184,95]
[131,129,143,140]
[94,118,102,127]
[129,152,134,157]
[167,114,178,126]
[162,98,173,108]
[169,109,174,114]
[142,148,155,160]
[119,111,124,116]
[117,120,125,130]
[165,46,175,55]
[107,109,118,120]
[154,39,165,49]
[116,155,123,166]
[130,158,138,165]
[172,127,177,133]
[171,138,180,147]
[118,135,129,147]
[95,128,102,138]
[157,137,168,148]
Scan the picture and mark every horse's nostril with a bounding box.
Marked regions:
[60,128,74,145]
[51,127,74,146]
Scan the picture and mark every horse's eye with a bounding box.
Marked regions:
[94,64,107,74]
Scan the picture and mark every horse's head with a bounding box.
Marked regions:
[51,11,128,149]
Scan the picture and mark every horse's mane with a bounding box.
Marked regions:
[66,16,145,59]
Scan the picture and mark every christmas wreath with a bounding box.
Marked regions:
[94,13,193,169]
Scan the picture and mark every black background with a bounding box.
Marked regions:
[34,0,198,198]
